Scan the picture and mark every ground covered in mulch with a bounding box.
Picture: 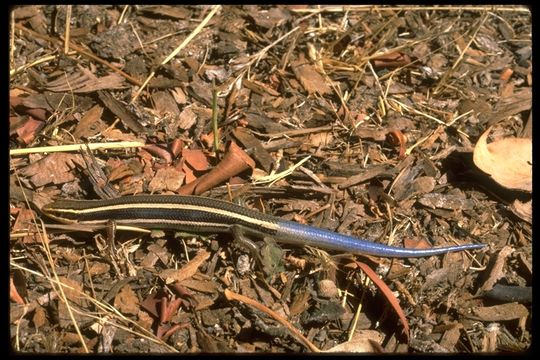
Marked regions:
[9,5,531,354]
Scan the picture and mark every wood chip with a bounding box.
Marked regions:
[159,250,211,284]
[471,303,529,322]
[291,55,332,95]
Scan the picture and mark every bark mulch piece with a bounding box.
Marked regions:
[10,5,531,354]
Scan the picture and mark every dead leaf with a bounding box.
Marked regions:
[355,126,388,141]
[159,250,211,284]
[59,277,85,306]
[20,153,85,187]
[107,159,135,182]
[148,166,185,192]
[32,306,48,328]
[139,5,192,19]
[151,90,180,118]
[88,262,111,276]
[473,126,532,192]
[114,285,140,315]
[509,199,532,223]
[232,127,274,173]
[147,243,170,265]
[73,105,106,140]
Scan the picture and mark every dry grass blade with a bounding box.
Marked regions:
[10,141,145,156]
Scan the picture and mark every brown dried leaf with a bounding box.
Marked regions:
[159,250,210,284]
[88,262,111,276]
[59,277,85,306]
[355,127,388,141]
[473,126,532,192]
[140,292,162,318]
[32,306,48,328]
[20,153,84,187]
[439,324,463,351]
[114,285,140,315]
[147,243,170,265]
[148,166,185,192]
[140,252,159,269]
[151,91,180,118]
[372,51,411,69]
[509,199,532,223]
[73,105,106,139]
[289,291,311,317]
[182,163,196,184]
[487,87,532,125]
[232,127,274,173]
[171,87,187,105]
[98,90,147,134]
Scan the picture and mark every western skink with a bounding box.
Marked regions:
[42,195,485,258]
